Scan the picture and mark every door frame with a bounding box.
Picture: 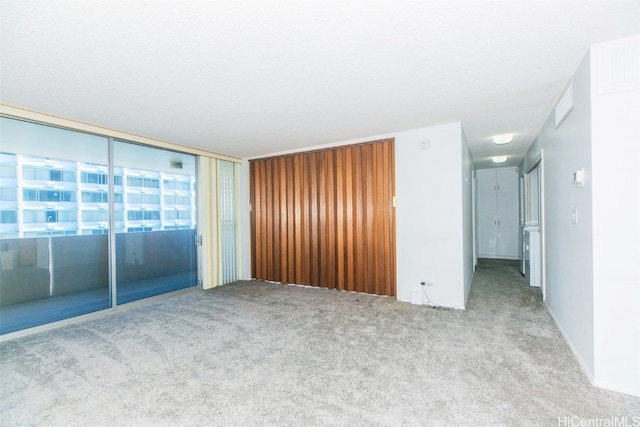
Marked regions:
[524,152,545,299]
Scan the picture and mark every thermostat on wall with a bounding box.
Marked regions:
[573,169,585,186]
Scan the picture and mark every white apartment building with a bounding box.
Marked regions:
[0,152,196,239]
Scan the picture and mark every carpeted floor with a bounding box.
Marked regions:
[1,259,638,426]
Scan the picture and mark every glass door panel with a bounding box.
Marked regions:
[113,141,197,304]
[0,117,110,334]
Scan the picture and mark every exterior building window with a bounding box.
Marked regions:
[23,166,75,182]
[82,210,110,222]
[22,189,76,202]
[22,210,41,222]
[164,210,191,220]
[22,189,36,201]
[163,195,191,205]
[127,226,152,232]
[163,180,190,191]
[127,193,160,204]
[23,230,77,238]
[82,191,109,203]
[164,225,190,230]
[127,210,160,221]
[0,210,18,223]
[0,164,17,178]
[46,210,58,223]
[23,210,77,223]
[0,187,17,201]
[81,228,108,235]
[126,176,159,188]
[81,172,108,184]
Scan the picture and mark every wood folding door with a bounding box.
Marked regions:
[250,138,396,296]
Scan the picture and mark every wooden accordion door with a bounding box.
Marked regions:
[250,138,396,296]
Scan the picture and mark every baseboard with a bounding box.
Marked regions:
[592,378,640,397]
[544,301,595,383]
[546,301,640,397]
[463,270,474,309]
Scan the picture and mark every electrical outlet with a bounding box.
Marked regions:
[426,282,434,287]
[420,281,426,286]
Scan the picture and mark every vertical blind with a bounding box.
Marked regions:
[197,157,240,289]
[250,139,396,296]
[218,160,237,285]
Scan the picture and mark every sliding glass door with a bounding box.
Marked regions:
[0,117,111,333]
[113,141,197,304]
[0,117,199,335]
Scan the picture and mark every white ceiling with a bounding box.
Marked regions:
[1,1,639,168]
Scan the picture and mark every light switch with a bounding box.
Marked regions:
[571,209,578,224]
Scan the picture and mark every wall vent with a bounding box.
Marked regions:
[596,36,640,95]
[555,79,573,128]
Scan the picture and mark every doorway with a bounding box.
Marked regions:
[523,155,544,298]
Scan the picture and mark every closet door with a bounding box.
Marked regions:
[476,168,519,259]
[250,139,396,296]
[496,168,518,192]
[495,169,519,258]
[476,170,498,257]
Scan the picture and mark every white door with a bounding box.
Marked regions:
[476,168,519,259]
[477,190,498,257]
[477,169,497,192]
[496,169,518,192]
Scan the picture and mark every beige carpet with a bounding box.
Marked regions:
[1,259,638,426]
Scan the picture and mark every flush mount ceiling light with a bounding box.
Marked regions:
[492,134,513,145]
[492,156,508,164]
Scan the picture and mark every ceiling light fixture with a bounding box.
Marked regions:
[492,156,508,164]
[492,134,513,145]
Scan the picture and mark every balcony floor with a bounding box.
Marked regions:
[0,270,196,335]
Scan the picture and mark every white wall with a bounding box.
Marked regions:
[239,122,471,309]
[590,36,640,396]
[520,51,596,380]
[519,35,640,396]
[395,123,467,308]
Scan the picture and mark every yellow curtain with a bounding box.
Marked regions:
[197,157,220,289]
[197,156,241,289]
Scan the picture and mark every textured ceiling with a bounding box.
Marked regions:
[1,1,639,168]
